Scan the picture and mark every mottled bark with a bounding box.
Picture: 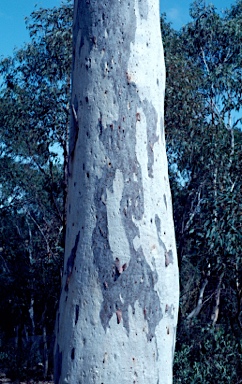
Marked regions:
[54,0,179,383]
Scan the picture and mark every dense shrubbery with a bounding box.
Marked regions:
[174,324,242,383]
[0,0,241,380]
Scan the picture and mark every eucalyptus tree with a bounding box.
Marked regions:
[161,2,242,382]
[0,2,72,378]
[54,0,179,383]
[177,0,242,326]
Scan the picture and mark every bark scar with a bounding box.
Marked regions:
[113,257,127,281]
[64,231,80,291]
[165,250,173,267]
[116,309,122,324]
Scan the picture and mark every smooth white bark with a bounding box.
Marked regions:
[54,0,179,383]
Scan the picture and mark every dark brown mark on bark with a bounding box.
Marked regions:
[64,231,80,292]
[75,304,79,325]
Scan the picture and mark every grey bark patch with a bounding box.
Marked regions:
[92,188,163,340]
[91,92,162,340]
[97,245,163,340]
[155,214,167,250]
[160,116,164,135]
[64,231,80,292]
[155,214,161,234]
[165,250,173,267]
[163,194,167,209]
[54,344,62,384]
[155,214,173,266]
[143,100,159,178]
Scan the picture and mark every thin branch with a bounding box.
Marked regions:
[211,272,224,325]
[183,188,202,233]
[187,278,208,319]
[26,210,52,256]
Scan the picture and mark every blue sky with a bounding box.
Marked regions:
[161,0,234,29]
[0,0,236,58]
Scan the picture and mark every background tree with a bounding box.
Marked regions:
[54,0,179,383]
[162,1,242,382]
[0,1,72,379]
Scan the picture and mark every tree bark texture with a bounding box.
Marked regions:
[54,0,179,383]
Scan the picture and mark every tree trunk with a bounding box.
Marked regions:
[54,1,179,383]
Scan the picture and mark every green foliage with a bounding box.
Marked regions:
[163,1,242,382]
[174,325,242,384]
[0,1,72,378]
[184,1,242,121]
